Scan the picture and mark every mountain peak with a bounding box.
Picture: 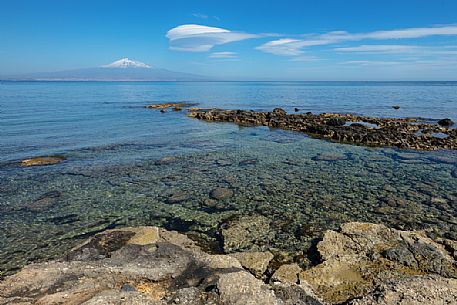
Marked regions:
[102,58,152,69]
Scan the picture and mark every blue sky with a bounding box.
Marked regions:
[1,0,457,80]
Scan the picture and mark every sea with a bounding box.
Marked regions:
[1,81,457,276]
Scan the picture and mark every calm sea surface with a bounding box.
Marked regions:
[1,81,457,276]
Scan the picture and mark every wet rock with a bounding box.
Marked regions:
[167,191,191,204]
[209,187,233,200]
[437,118,454,127]
[312,153,347,161]
[230,251,274,278]
[220,215,273,252]
[20,155,65,167]
[294,108,300,112]
[392,105,400,110]
[272,108,287,116]
[326,117,346,127]
[271,263,302,284]
[172,106,182,111]
[160,109,167,113]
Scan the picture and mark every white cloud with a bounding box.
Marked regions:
[258,25,457,56]
[166,24,260,52]
[209,51,238,59]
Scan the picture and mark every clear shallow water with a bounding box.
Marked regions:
[1,81,457,276]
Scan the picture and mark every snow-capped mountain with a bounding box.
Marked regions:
[1,58,207,81]
[102,58,152,69]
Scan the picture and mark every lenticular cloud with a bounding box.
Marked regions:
[166,24,259,52]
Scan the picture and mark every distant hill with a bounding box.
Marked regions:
[1,58,208,81]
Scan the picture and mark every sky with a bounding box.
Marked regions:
[1,0,457,80]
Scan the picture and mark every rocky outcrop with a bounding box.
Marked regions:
[187,108,457,150]
[1,223,457,304]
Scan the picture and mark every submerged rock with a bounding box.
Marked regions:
[312,153,347,161]
[210,187,234,200]
[220,215,274,253]
[392,105,400,110]
[167,191,191,204]
[20,155,65,167]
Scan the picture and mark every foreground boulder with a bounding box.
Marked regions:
[1,223,457,304]
[0,226,320,305]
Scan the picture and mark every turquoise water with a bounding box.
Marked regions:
[1,81,457,276]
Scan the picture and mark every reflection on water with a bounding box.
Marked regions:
[1,125,457,276]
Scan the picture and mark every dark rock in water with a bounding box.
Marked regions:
[239,159,257,166]
[167,191,191,204]
[209,187,233,200]
[172,106,182,111]
[326,117,346,127]
[160,109,167,113]
[188,108,457,150]
[20,156,65,167]
[294,108,300,112]
[272,108,287,116]
[392,105,401,110]
[306,112,313,115]
[313,153,347,161]
[437,118,454,127]
[24,190,62,211]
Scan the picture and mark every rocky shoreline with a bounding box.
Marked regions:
[2,222,457,304]
[187,108,456,150]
